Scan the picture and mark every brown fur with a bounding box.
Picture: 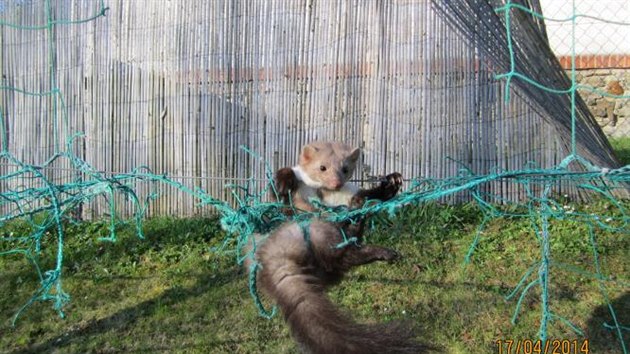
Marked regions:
[248,220,429,354]
[249,142,428,352]
[272,141,403,215]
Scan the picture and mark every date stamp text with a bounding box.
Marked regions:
[496,339,589,354]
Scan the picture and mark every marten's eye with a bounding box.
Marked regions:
[319,165,327,171]
[342,167,349,174]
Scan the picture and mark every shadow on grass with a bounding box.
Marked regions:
[586,291,630,353]
[8,267,240,354]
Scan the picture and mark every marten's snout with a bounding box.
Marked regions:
[327,179,344,190]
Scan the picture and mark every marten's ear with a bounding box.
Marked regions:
[300,144,319,164]
[349,147,361,163]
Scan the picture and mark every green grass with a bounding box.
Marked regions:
[1,202,628,353]
[610,137,630,166]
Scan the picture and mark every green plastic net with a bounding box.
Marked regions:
[0,0,628,351]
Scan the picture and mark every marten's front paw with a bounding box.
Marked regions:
[273,167,298,200]
[380,172,403,198]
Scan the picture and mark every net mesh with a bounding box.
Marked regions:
[0,0,628,351]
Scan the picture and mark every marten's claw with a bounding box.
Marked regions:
[384,172,403,188]
[378,172,403,199]
[381,248,401,263]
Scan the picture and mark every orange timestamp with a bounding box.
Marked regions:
[496,339,589,354]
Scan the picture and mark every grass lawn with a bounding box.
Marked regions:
[1,200,628,353]
[610,137,630,167]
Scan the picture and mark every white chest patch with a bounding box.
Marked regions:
[292,165,359,207]
[319,184,359,207]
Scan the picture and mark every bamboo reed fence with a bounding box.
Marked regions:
[0,0,621,217]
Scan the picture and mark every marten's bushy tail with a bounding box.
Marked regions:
[253,221,429,354]
[276,279,426,354]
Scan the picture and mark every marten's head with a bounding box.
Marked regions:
[298,141,360,191]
